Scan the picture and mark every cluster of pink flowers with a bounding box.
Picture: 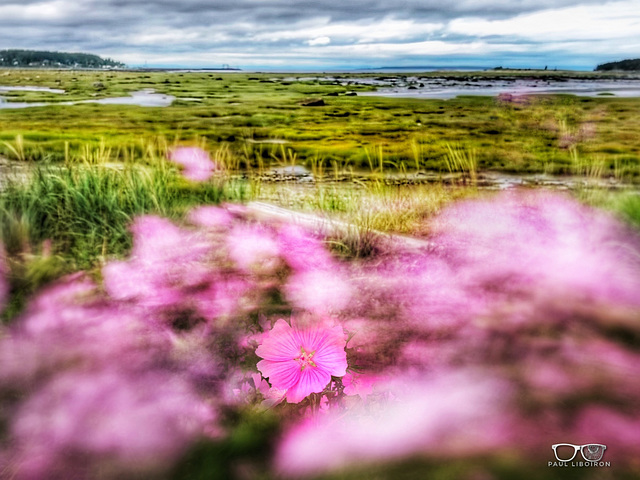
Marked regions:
[273,191,640,476]
[1,190,640,478]
[0,275,216,479]
[0,197,355,477]
[102,206,352,328]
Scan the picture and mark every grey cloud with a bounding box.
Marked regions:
[0,0,609,33]
[3,0,610,26]
[0,0,632,69]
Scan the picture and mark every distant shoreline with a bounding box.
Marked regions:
[1,66,639,78]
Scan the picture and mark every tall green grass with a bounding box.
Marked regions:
[577,189,640,231]
[0,163,247,270]
[570,147,607,180]
[2,134,27,162]
[444,143,477,184]
[616,194,640,230]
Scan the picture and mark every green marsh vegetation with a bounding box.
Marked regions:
[1,68,639,178]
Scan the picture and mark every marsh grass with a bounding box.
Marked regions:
[0,161,247,270]
[0,140,255,321]
[325,219,385,259]
[616,194,640,230]
[256,180,472,243]
[444,143,477,184]
[570,147,607,181]
[2,134,27,162]
[576,188,640,232]
[2,69,639,179]
[260,181,476,258]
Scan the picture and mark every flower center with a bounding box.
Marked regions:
[294,347,317,370]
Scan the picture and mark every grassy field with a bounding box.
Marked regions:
[1,68,640,180]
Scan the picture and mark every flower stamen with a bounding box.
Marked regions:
[294,347,317,370]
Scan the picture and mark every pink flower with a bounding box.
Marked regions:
[226,224,281,272]
[573,406,640,462]
[128,215,208,266]
[187,206,233,229]
[285,269,351,315]
[342,372,379,398]
[256,319,347,403]
[169,147,218,182]
[102,216,214,314]
[277,224,333,272]
[431,191,640,308]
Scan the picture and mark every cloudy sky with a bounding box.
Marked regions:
[1,0,639,70]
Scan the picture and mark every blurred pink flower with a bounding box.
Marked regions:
[226,224,281,272]
[387,254,485,332]
[0,275,173,391]
[573,406,640,462]
[226,371,286,408]
[191,277,251,322]
[102,259,184,310]
[188,205,233,229]
[102,216,225,317]
[276,371,514,476]
[285,269,351,315]
[0,273,219,479]
[10,370,214,479]
[256,319,347,403]
[262,384,288,408]
[277,224,333,272]
[129,215,209,266]
[169,146,218,182]
[431,191,640,308]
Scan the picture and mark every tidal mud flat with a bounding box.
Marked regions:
[284,72,640,99]
[358,75,640,99]
[0,87,175,108]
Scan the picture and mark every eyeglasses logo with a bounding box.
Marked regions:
[551,444,606,462]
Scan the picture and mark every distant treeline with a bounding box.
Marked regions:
[595,58,640,71]
[0,49,125,68]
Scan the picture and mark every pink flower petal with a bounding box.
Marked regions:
[285,367,331,404]
[255,320,301,361]
[256,359,301,390]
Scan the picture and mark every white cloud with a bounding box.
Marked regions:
[251,17,443,43]
[0,0,74,21]
[448,0,640,42]
[307,36,331,46]
[293,39,527,58]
